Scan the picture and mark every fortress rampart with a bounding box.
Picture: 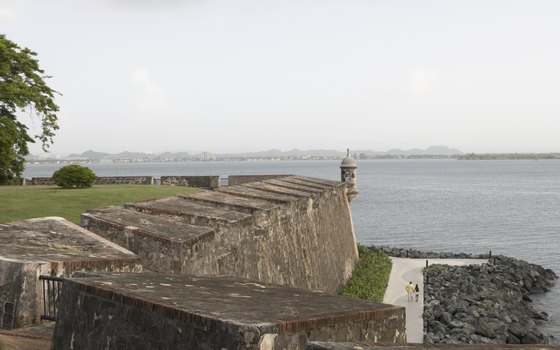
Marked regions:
[82,175,359,293]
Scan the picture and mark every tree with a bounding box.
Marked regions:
[52,165,96,189]
[0,34,59,185]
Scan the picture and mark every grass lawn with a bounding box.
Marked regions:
[339,245,393,302]
[0,185,200,225]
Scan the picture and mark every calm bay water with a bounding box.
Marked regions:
[24,159,560,340]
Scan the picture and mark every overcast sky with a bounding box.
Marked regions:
[2,0,560,155]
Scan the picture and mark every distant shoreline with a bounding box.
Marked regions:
[25,154,560,165]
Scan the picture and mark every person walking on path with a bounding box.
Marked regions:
[414,284,420,302]
[406,281,414,302]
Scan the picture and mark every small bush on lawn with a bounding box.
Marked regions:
[52,165,96,189]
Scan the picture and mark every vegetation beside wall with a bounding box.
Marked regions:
[339,244,392,302]
[0,185,199,224]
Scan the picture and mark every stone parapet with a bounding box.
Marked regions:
[160,175,220,188]
[30,177,55,185]
[52,273,405,349]
[94,176,154,185]
[29,176,156,185]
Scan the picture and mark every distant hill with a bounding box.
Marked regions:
[33,146,464,161]
[67,149,111,159]
[382,146,463,156]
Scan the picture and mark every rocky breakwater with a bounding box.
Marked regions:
[424,255,557,344]
[369,246,488,259]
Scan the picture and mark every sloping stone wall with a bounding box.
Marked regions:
[83,175,359,293]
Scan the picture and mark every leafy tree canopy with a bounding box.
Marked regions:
[52,165,96,189]
[0,34,59,184]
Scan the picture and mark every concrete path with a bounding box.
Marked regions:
[383,257,488,343]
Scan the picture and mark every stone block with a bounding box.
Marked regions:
[0,217,140,329]
[52,273,405,349]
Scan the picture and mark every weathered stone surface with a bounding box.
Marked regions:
[52,273,405,349]
[81,208,215,274]
[179,190,278,213]
[30,175,156,185]
[95,176,154,185]
[228,174,290,186]
[84,175,359,294]
[160,175,220,188]
[30,177,56,185]
[0,217,140,329]
[216,185,301,204]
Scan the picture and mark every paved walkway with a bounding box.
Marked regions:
[383,257,488,343]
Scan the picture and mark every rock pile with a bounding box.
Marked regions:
[368,246,489,259]
[424,255,557,344]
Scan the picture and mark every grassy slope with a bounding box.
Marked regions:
[339,245,393,302]
[0,185,199,224]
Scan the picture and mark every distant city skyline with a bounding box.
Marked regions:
[3,1,560,155]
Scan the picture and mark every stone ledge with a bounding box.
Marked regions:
[216,185,301,204]
[53,273,405,349]
[0,217,137,263]
[179,190,279,213]
[82,207,215,245]
[125,197,253,224]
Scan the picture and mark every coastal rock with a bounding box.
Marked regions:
[368,246,489,259]
[422,254,557,344]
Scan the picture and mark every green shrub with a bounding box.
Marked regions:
[52,165,96,189]
[339,244,392,302]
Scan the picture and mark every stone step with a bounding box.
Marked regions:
[216,185,301,204]
[82,207,214,245]
[242,181,316,198]
[281,176,338,190]
[178,190,278,214]
[292,175,342,187]
[81,207,216,274]
[124,196,252,226]
[265,178,326,193]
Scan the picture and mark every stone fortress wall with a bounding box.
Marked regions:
[82,175,359,293]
